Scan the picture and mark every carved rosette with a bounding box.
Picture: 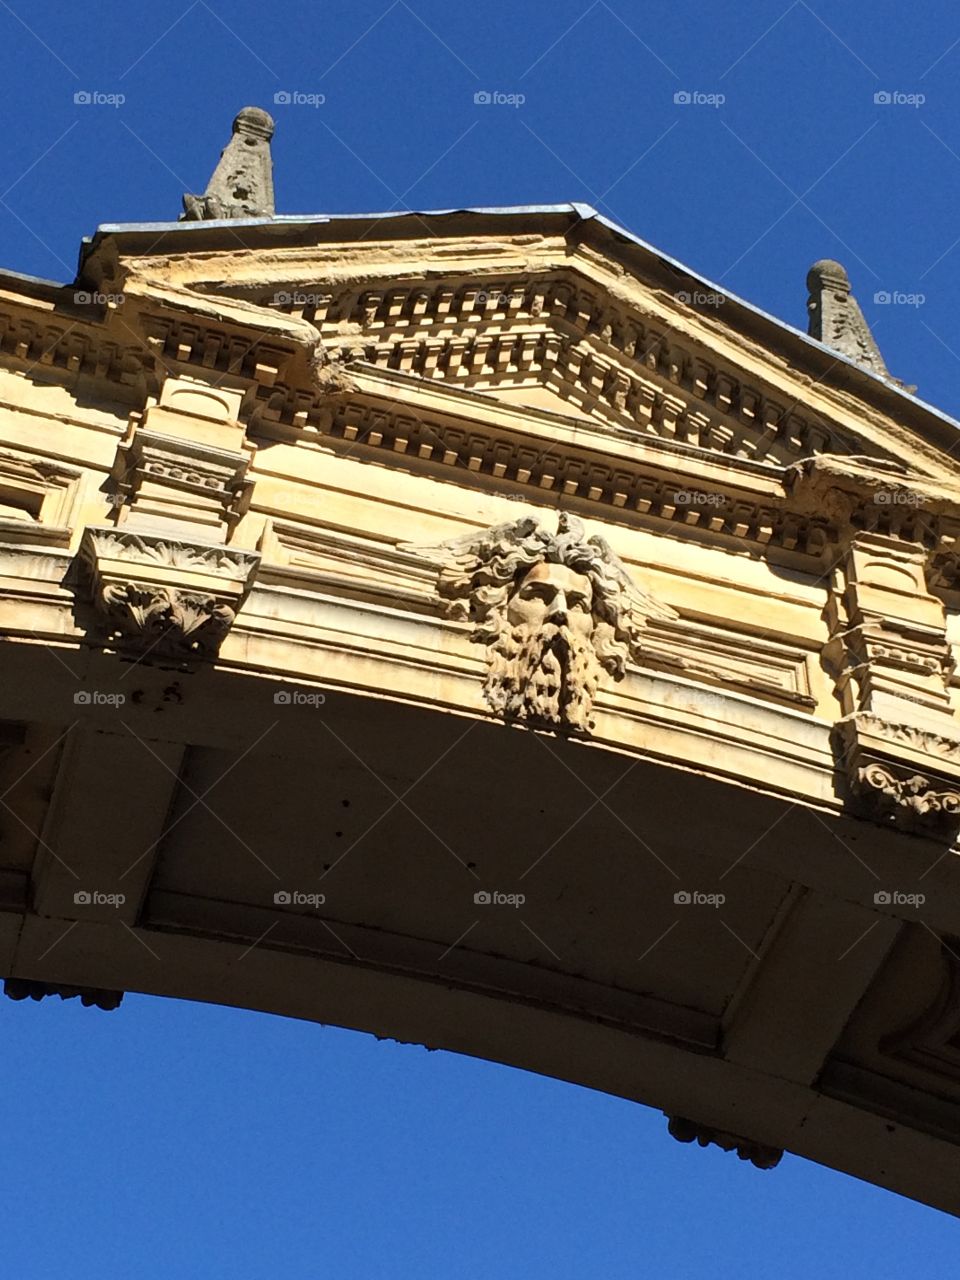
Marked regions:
[408,512,675,733]
[78,527,259,660]
[837,713,960,838]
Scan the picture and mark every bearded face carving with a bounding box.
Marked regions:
[413,513,675,733]
[490,561,598,730]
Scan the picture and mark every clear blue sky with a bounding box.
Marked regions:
[2,2,960,1274]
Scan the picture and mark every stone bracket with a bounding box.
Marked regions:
[784,455,959,538]
[112,373,255,536]
[77,526,260,660]
[837,713,960,838]
[115,427,250,501]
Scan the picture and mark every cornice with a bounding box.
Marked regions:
[0,258,941,486]
[14,241,940,480]
[0,294,832,560]
[80,214,960,472]
[58,204,923,400]
[154,263,876,467]
[5,264,960,568]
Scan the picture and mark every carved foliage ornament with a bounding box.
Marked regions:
[99,582,236,659]
[837,713,960,838]
[418,512,676,732]
[854,762,960,832]
[78,527,259,661]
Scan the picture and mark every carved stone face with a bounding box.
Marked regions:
[507,562,595,639]
[424,512,675,735]
[484,561,600,732]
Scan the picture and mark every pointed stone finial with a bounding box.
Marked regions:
[181,106,275,222]
[806,259,890,379]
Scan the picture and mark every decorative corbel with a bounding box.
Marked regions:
[836,713,960,837]
[77,527,259,660]
[783,454,945,541]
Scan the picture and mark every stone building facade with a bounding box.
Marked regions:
[2,111,960,1212]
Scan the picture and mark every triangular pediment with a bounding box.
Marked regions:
[69,206,960,487]
[164,258,887,468]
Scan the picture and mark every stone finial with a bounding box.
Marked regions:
[181,106,276,222]
[806,259,890,379]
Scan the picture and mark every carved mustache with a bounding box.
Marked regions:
[525,621,583,652]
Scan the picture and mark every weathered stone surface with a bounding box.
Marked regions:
[77,527,260,660]
[806,259,892,380]
[181,106,275,221]
[837,713,960,837]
